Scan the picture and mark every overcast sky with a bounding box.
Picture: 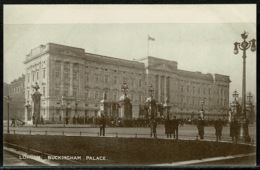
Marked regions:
[4,5,256,101]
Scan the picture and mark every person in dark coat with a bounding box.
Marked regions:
[10,116,16,127]
[230,117,239,143]
[197,116,205,139]
[214,119,223,141]
[150,118,157,138]
[172,116,179,139]
[99,114,106,136]
[164,116,171,138]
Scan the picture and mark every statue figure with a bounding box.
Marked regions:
[32,82,40,91]
[31,82,42,127]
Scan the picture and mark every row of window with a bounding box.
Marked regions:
[52,89,144,102]
[180,97,227,107]
[54,71,143,87]
[10,84,24,94]
[180,85,211,95]
[27,70,46,83]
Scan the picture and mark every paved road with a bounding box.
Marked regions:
[4,124,256,143]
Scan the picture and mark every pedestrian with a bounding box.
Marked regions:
[172,116,179,139]
[214,118,223,141]
[40,115,44,125]
[230,117,239,143]
[150,118,157,138]
[165,116,171,138]
[99,114,106,136]
[10,116,16,127]
[197,116,205,139]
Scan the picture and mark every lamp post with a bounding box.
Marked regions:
[121,81,129,97]
[163,98,171,118]
[148,84,154,98]
[5,95,12,134]
[61,96,65,127]
[246,92,253,123]
[200,100,204,111]
[234,31,255,140]
[232,90,239,116]
[200,99,205,119]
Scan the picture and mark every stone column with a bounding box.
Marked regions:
[69,62,73,96]
[158,75,161,103]
[164,76,167,103]
[60,61,64,95]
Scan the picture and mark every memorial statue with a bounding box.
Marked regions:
[31,82,42,127]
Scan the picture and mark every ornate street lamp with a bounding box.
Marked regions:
[148,84,154,98]
[5,95,12,134]
[60,96,66,127]
[232,90,239,102]
[163,98,171,118]
[121,81,129,97]
[200,99,204,111]
[232,90,239,117]
[247,92,253,103]
[233,31,255,141]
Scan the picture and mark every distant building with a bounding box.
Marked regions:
[3,82,10,120]
[9,74,25,120]
[23,43,231,123]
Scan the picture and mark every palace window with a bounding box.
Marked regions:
[94,91,99,100]
[139,94,142,101]
[131,79,134,86]
[113,76,118,84]
[139,80,142,87]
[113,91,118,101]
[28,74,30,83]
[56,71,60,78]
[55,89,59,95]
[43,87,45,96]
[104,75,109,83]
[95,75,99,83]
[198,87,200,94]
[43,70,46,79]
[85,90,89,100]
[131,93,134,101]
[73,71,78,80]
[36,72,39,80]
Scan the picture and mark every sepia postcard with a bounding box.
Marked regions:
[3,4,257,167]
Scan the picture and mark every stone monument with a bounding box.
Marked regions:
[31,82,42,127]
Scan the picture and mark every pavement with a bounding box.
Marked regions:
[3,124,256,145]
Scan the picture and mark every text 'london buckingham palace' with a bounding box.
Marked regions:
[22,43,230,124]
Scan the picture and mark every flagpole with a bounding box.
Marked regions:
[148,37,149,57]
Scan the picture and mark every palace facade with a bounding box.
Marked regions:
[23,43,230,123]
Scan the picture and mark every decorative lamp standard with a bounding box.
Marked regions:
[200,100,204,111]
[234,31,255,141]
[232,90,239,116]
[247,92,253,104]
[148,84,154,99]
[75,101,78,116]
[121,81,129,97]
[61,96,65,127]
[200,99,205,119]
[163,98,171,118]
[5,95,12,134]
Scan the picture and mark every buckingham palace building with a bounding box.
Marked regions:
[23,43,231,123]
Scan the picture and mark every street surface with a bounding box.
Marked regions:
[3,124,256,143]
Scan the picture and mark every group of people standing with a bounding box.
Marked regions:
[164,116,179,139]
